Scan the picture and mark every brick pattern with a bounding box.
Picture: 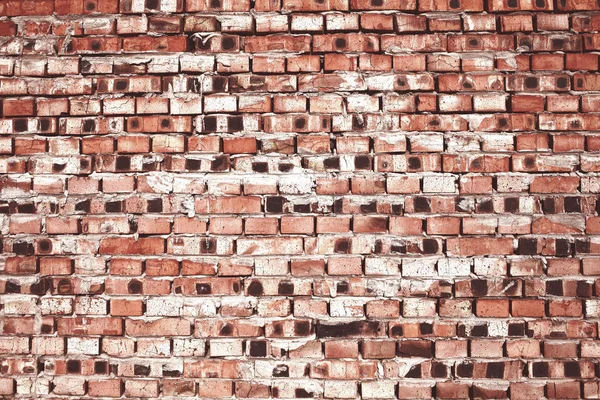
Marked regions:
[2,0,600,399]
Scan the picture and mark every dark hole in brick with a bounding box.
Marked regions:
[546,280,563,296]
[249,341,267,357]
[542,198,555,214]
[449,0,460,7]
[91,41,101,51]
[247,280,263,296]
[163,369,181,377]
[462,81,472,89]
[213,77,227,92]
[210,0,221,7]
[211,155,229,171]
[468,38,479,47]
[422,239,438,254]
[295,203,311,213]
[185,159,201,171]
[556,77,569,89]
[295,389,313,398]
[147,198,163,213]
[471,279,488,296]
[316,321,381,338]
[457,362,473,378]
[336,281,349,294]
[14,119,27,132]
[334,238,350,254]
[128,279,143,294]
[5,281,20,293]
[564,361,581,377]
[498,118,508,127]
[324,157,340,169]
[570,120,581,129]
[406,364,421,378]
[471,324,488,337]
[294,118,306,130]
[431,362,447,378]
[552,38,566,50]
[334,38,347,49]
[146,0,159,9]
[352,115,364,130]
[86,1,96,10]
[354,156,371,170]
[200,238,216,254]
[252,162,268,173]
[57,279,72,294]
[31,278,50,295]
[295,321,311,336]
[80,159,89,169]
[160,118,170,129]
[564,197,581,212]
[397,78,406,87]
[407,156,421,170]
[196,283,211,294]
[507,0,518,7]
[204,116,217,132]
[41,324,53,334]
[577,78,584,88]
[39,119,51,131]
[535,0,545,6]
[115,156,130,171]
[504,197,519,213]
[414,197,431,212]
[115,79,129,91]
[14,241,34,255]
[532,362,549,377]
[221,37,236,50]
[577,281,592,297]
[52,163,66,173]
[272,322,283,336]
[477,199,493,213]
[38,239,52,253]
[524,77,539,89]
[220,323,233,335]
[555,239,571,257]
[66,360,81,374]
[486,362,505,379]
[390,325,403,337]
[576,239,590,254]
[266,196,285,213]
[134,365,150,376]
[94,361,107,374]
[279,163,293,172]
[429,118,440,126]
[518,238,537,255]
[508,323,525,336]
[19,203,35,213]
[105,201,122,213]
[75,200,91,212]
[129,118,140,129]
[278,281,294,295]
[371,0,383,5]
[420,322,433,335]
[228,116,243,131]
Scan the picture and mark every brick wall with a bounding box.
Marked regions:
[2,0,600,398]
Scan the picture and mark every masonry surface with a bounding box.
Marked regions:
[3,0,600,398]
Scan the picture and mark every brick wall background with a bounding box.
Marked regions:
[2,0,600,398]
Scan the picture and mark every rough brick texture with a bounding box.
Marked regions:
[2,0,600,399]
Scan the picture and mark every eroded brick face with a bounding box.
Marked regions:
[2,0,600,399]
